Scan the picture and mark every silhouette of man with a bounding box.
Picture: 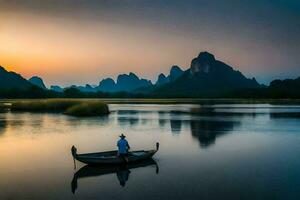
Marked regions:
[116,167,131,187]
[117,134,130,162]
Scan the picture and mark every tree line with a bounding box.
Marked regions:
[1,77,300,99]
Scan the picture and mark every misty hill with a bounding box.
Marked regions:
[76,84,97,93]
[97,72,152,92]
[57,84,97,93]
[156,74,168,86]
[50,85,63,93]
[269,77,300,89]
[52,72,153,93]
[29,76,47,89]
[267,77,300,98]
[168,65,184,82]
[97,78,117,92]
[225,77,300,99]
[152,52,261,97]
[155,66,184,86]
[0,66,33,89]
[116,72,152,92]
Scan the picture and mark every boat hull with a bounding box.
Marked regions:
[71,143,159,165]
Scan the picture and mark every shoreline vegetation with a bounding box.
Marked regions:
[8,99,109,117]
[1,83,300,99]
[2,98,300,105]
[64,102,109,117]
[1,99,300,118]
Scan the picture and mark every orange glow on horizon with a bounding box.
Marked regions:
[1,9,297,86]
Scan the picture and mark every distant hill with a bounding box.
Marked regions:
[29,76,47,89]
[115,72,152,92]
[3,53,300,99]
[57,84,98,93]
[53,72,152,93]
[224,77,300,98]
[156,73,169,86]
[168,65,184,82]
[75,84,97,93]
[97,78,117,92]
[0,66,33,89]
[74,66,184,93]
[152,52,261,97]
[155,66,184,86]
[50,85,63,93]
[96,72,152,92]
[269,77,300,89]
[267,77,300,98]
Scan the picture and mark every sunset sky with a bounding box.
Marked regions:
[0,0,299,86]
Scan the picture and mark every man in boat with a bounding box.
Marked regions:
[117,134,130,162]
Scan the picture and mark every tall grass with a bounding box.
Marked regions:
[64,102,109,117]
[0,103,10,112]
[10,99,109,117]
[11,99,81,112]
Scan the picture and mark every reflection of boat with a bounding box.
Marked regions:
[71,159,159,193]
[71,143,159,165]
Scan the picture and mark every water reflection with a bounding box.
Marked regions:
[0,106,242,150]
[170,120,182,134]
[1,104,300,199]
[6,113,26,129]
[117,111,140,127]
[270,112,300,119]
[158,112,167,128]
[66,115,109,128]
[190,119,240,148]
[117,166,131,187]
[71,159,158,194]
[114,109,241,148]
[0,116,7,135]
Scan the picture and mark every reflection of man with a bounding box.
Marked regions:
[116,168,131,187]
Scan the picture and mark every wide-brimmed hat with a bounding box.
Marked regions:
[119,134,126,138]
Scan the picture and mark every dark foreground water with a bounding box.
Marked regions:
[1,104,300,200]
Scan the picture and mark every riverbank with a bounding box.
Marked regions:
[2,98,300,105]
[5,99,109,117]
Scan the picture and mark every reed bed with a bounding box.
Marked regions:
[64,102,109,117]
[10,99,109,117]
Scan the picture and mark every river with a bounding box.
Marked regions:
[0,104,300,199]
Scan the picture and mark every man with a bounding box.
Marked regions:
[117,134,130,162]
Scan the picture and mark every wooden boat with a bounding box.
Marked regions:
[71,142,159,165]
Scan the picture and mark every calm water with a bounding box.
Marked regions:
[1,104,300,200]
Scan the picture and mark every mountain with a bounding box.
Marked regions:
[54,84,98,93]
[29,76,47,89]
[97,78,117,92]
[116,72,152,92]
[60,72,152,93]
[96,73,152,92]
[155,73,169,86]
[267,77,300,98]
[168,65,184,82]
[74,84,97,93]
[155,66,184,86]
[152,52,261,97]
[269,77,300,88]
[0,66,33,89]
[50,85,63,92]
